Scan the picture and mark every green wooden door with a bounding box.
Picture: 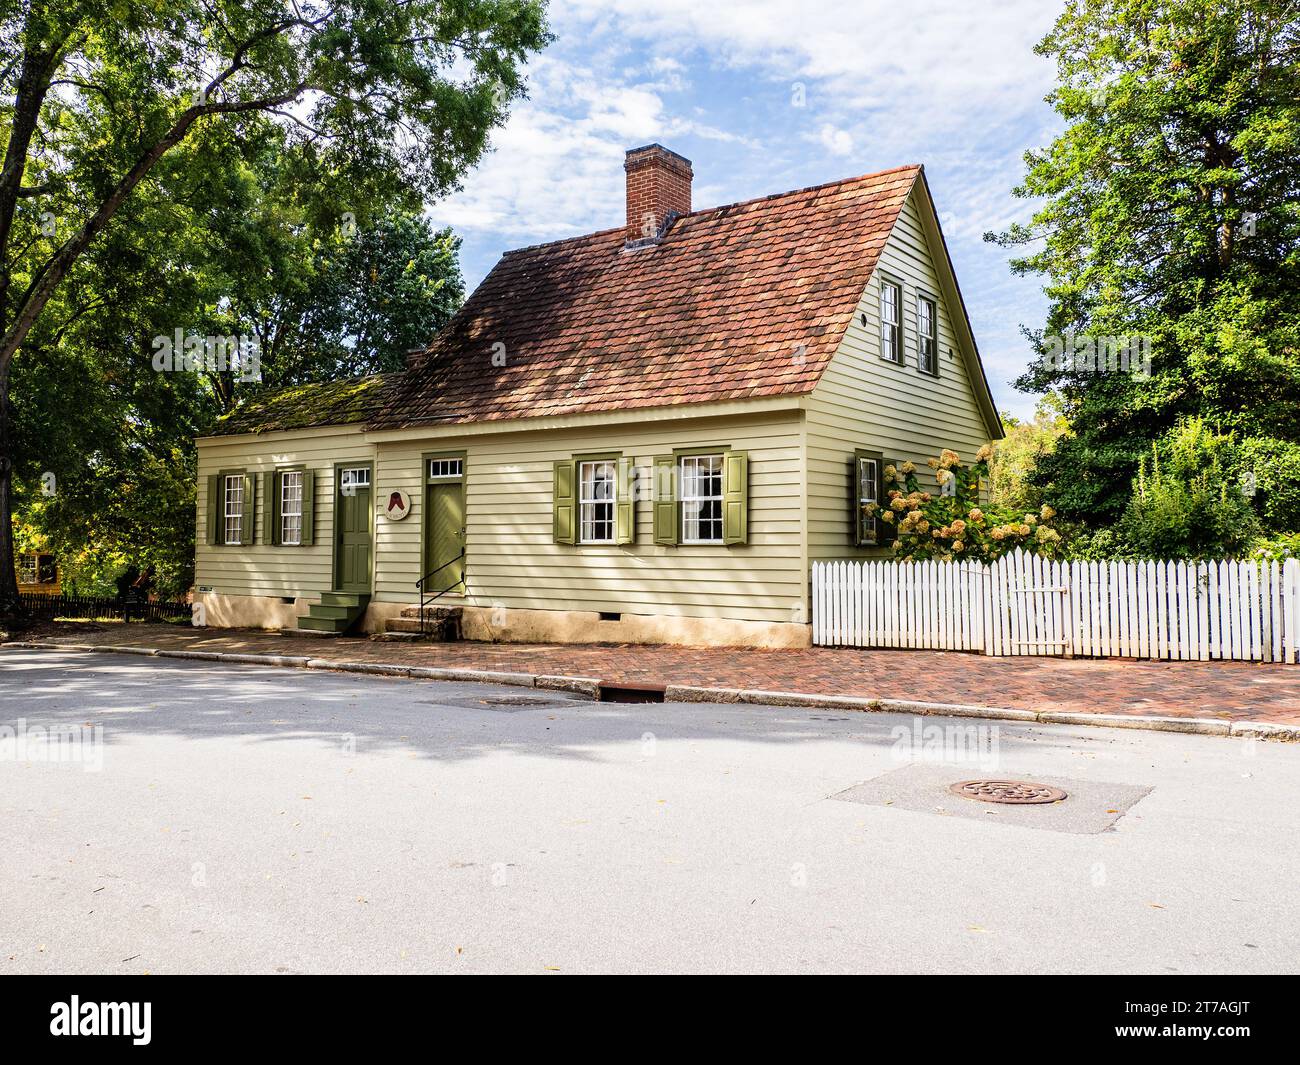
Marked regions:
[425,481,465,591]
[335,475,373,592]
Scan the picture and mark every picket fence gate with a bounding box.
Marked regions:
[811,549,1300,663]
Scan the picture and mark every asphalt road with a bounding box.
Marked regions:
[2,649,1297,974]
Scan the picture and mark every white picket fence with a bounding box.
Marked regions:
[812,549,1300,662]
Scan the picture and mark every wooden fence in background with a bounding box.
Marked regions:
[18,593,191,624]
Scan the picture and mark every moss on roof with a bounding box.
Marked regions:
[210,373,400,436]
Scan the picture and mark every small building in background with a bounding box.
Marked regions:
[16,551,60,595]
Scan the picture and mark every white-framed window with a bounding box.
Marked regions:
[340,467,370,489]
[917,294,938,375]
[578,460,616,544]
[280,471,303,546]
[428,457,463,479]
[680,454,724,544]
[880,280,902,362]
[17,555,37,584]
[858,456,879,544]
[223,474,243,545]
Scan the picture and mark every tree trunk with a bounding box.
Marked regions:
[0,356,24,624]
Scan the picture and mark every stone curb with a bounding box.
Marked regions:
[1037,710,1232,736]
[536,674,602,698]
[1230,720,1300,741]
[408,667,534,687]
[216,653,310,667]
[305,659,410,677]
[2,640,1296,741]
[664,684,744,703]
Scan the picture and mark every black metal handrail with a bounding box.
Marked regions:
[415,550,466,634]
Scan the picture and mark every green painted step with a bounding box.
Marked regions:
[297,592,370,635]
[307,603,354,620]
[297,614,351,633]
[320,591,367,608]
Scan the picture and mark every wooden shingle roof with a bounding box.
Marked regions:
[369,165,922,429]
[211,373,399,436]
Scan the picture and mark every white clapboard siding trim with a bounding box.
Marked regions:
[812,550,1300,663]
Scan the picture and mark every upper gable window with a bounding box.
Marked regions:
[879,280,902,363]
[917,294,938,376]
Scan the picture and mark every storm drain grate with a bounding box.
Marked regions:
[948,779,1068,805]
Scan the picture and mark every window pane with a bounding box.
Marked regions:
[224,474,243,545]
[428,458,463,479]
[579,460,615,543]
[880,282,900,361]
[918,296,937,374]
[859,458,878,542]
[680,454,724,543]
[280,471,303,545]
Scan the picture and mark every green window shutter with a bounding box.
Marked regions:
[722,450,749,546]
[240,472,256,545]
[880,458,900,545]
[262,472,278,546]
[653,455,677,545]
[205,474,221,545]
[553,460,576,544]
[300,470,315,546]
[615,456,635,545]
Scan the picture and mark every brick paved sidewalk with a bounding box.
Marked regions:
[9,623,1300,726]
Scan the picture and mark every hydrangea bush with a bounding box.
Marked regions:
[873,446,1062,563]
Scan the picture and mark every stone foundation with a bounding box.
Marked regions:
[195,592,810,649]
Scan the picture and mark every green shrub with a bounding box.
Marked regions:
[1250,533,1300,562]
[1116,418,1259,559]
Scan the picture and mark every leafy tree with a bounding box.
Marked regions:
[989,0,1300,532]
[0,0,551,617]
[248,211,465,387]
[988,394,1071,512]
[11,127,466,598]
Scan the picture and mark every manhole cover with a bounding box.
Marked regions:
[477,696,563,707]
[948,779,1068,804]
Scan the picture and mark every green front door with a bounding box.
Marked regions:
[425,481,465,592]
[335,470,373,593]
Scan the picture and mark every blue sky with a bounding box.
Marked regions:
[428,0,1066,422]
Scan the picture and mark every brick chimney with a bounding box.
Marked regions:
[624,144,692,244]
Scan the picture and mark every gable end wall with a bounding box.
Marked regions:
[805,187,996,562]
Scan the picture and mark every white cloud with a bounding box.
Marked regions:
[428,51,758,243]
[816,124,854,156]
[430,0,1064,416]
